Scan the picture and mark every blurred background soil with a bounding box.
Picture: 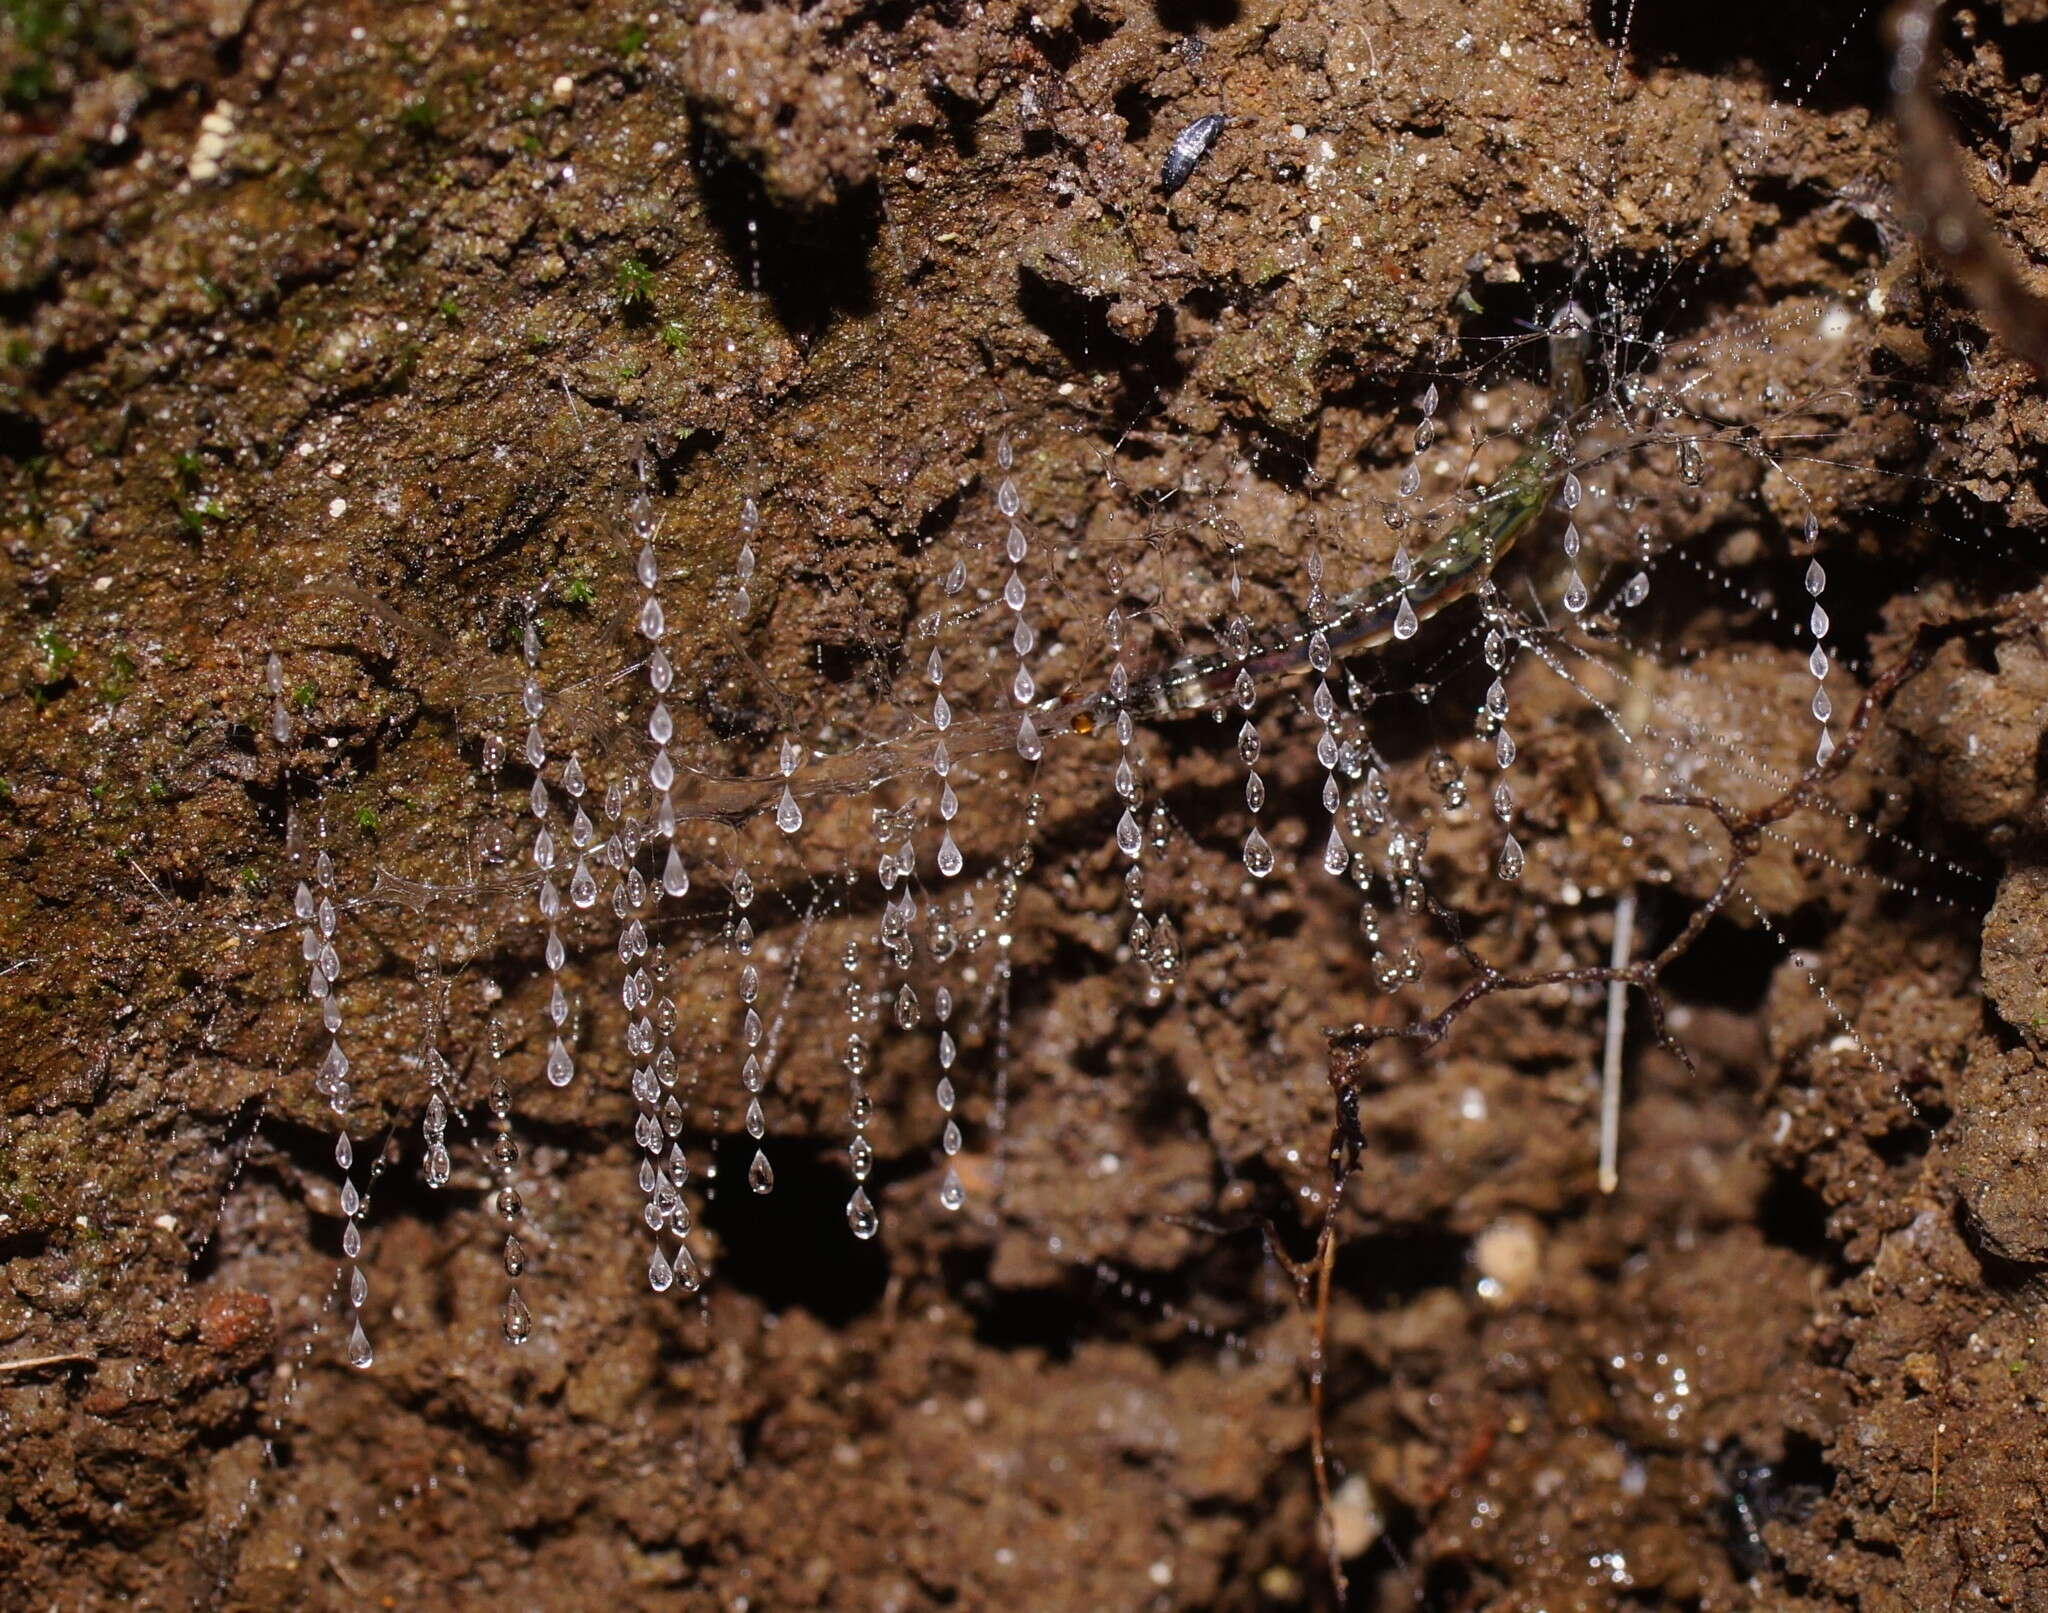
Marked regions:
[3,1,2048,1609]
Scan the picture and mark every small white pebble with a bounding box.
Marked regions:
[551,74,576,104]
[1473,1216,1543,1308]
[1147,1560,1173,1587]
[153,1213,178,1232]
[1328,1474,1382,1558]
[92,575,112,592]
[328,497,348,518]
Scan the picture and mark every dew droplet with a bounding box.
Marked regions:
[775,786,804,834]
[1242,828,1274,878]
[502,1287,532,1344]
[569,857,598,908]
[1677,437,1704,484]
[748,1149,775,1194]
[346,1316,374,1370]
[938,1167,965,1212]
[1622,571,1651,607]
[847,1187,879,1240]
[1392,593,1419,641]
[1496,833,1525,881]
[545,1037,574,1087]
[936,830,964,877]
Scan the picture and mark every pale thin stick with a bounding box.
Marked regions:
[0,1352,95,1373]
[1598,891,1637,1195]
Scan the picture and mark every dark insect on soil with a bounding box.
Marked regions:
[1160,113,1225,194]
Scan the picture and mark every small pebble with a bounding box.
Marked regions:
[1473,1215,1543,1307]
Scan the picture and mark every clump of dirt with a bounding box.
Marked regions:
[3,1,2047,1610]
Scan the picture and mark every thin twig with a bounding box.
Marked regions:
[1599,891,1637,1195]
[1888,0,2048,375]
[0,1352,96,1373]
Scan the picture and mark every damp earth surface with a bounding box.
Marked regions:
[4,1,2048,1610]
